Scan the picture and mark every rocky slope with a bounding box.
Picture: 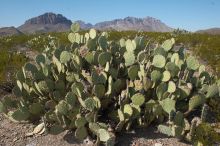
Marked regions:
[17,13,72,34]
[0,27,23,37]
[0,12,174,35]
[196,27,220,35]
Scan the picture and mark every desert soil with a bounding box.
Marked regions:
[0,113,192,146]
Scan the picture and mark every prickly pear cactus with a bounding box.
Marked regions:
[0,22,219,146]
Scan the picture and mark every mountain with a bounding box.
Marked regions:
[0,27,23,37]
[0,12,174,36]
[93,16,173,32]
[18,12,72,34]
[74,20,93,30]
[196,28,220,35]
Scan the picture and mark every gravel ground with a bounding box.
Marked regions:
[0,113,192,146]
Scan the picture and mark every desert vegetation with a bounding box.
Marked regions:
[0,23,219,146]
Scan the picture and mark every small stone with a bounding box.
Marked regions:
[13,137,18,142]
[155,143,163,146]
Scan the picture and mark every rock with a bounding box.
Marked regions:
[155,143,163,146]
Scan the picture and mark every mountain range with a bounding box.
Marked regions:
[0,12,173,36]
[0,12,219,37]
[196,28,220,35]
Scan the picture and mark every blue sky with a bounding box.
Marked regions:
[0,0,219,31]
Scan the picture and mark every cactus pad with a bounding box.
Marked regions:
[188,94,205,111]
[98,129,110,142]
[128,65,139,80]
[161,38,175,51]
[186,56,200,70]
[71,22,80,32]
[60,51,71,63]
[89,29,96,39]
[75,126,88,140]
[160,98,176,114]
[168,81,176,93]
[152,55,166,68]
[131,93,145,106]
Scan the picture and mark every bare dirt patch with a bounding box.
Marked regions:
[0,113,191,146]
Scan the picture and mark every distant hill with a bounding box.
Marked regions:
[17,13,72,34]
[0,27,23,37]
[196,28,220,35]
[0,12,174,36]
[93,16,173,32]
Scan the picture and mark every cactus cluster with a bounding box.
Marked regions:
[0,23,219,145]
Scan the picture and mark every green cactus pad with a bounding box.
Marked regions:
[12,86,22,97]
[37,81,49,93]
[172,125,183,138]
[123,104,133,118]
[156,83,168,100]
[206,84,219,98]
[165,62,180,77]
[131,93,145,106]
[84,98,96,111]
[173,111,184,126]
[158,125,172,136]
[93,96,101,109]
[60,51,71,63]
[89,29,96,39]
[85,112,95,123]
[160,98,176,114]
[36,54,46,65]
[75,117,87,128]
[168,81,176,93]
[24,63,38,73]
[137,51,147,64]
[124,51,135,66]
[186,56,200,70]
[85,52,95,64]
[98,36,108,50]
[154,47,167,57]
[89,122,101,135]
[151,70,162,82]
[171,53,180,65]
[152,55,166,68]
[188,94,205,111]
[87,39,97,51]
[71,23,80,32]
[8,107,30,122]
[75,126,88,140]
[65,92,76,107]
[161,38,175,51]
[93,84,105,98]
[131,104,141,118]
[162,71,171,82]
[118,109,125,121]
[71,82,84,96]
[98,52,112,66]
[128,65,139,80]
[56,100,69,115]
[29,103,43,115]
[92,71,107,85]
[68,33,75,43]
[125,39,136,51]
[98,129,111,142]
